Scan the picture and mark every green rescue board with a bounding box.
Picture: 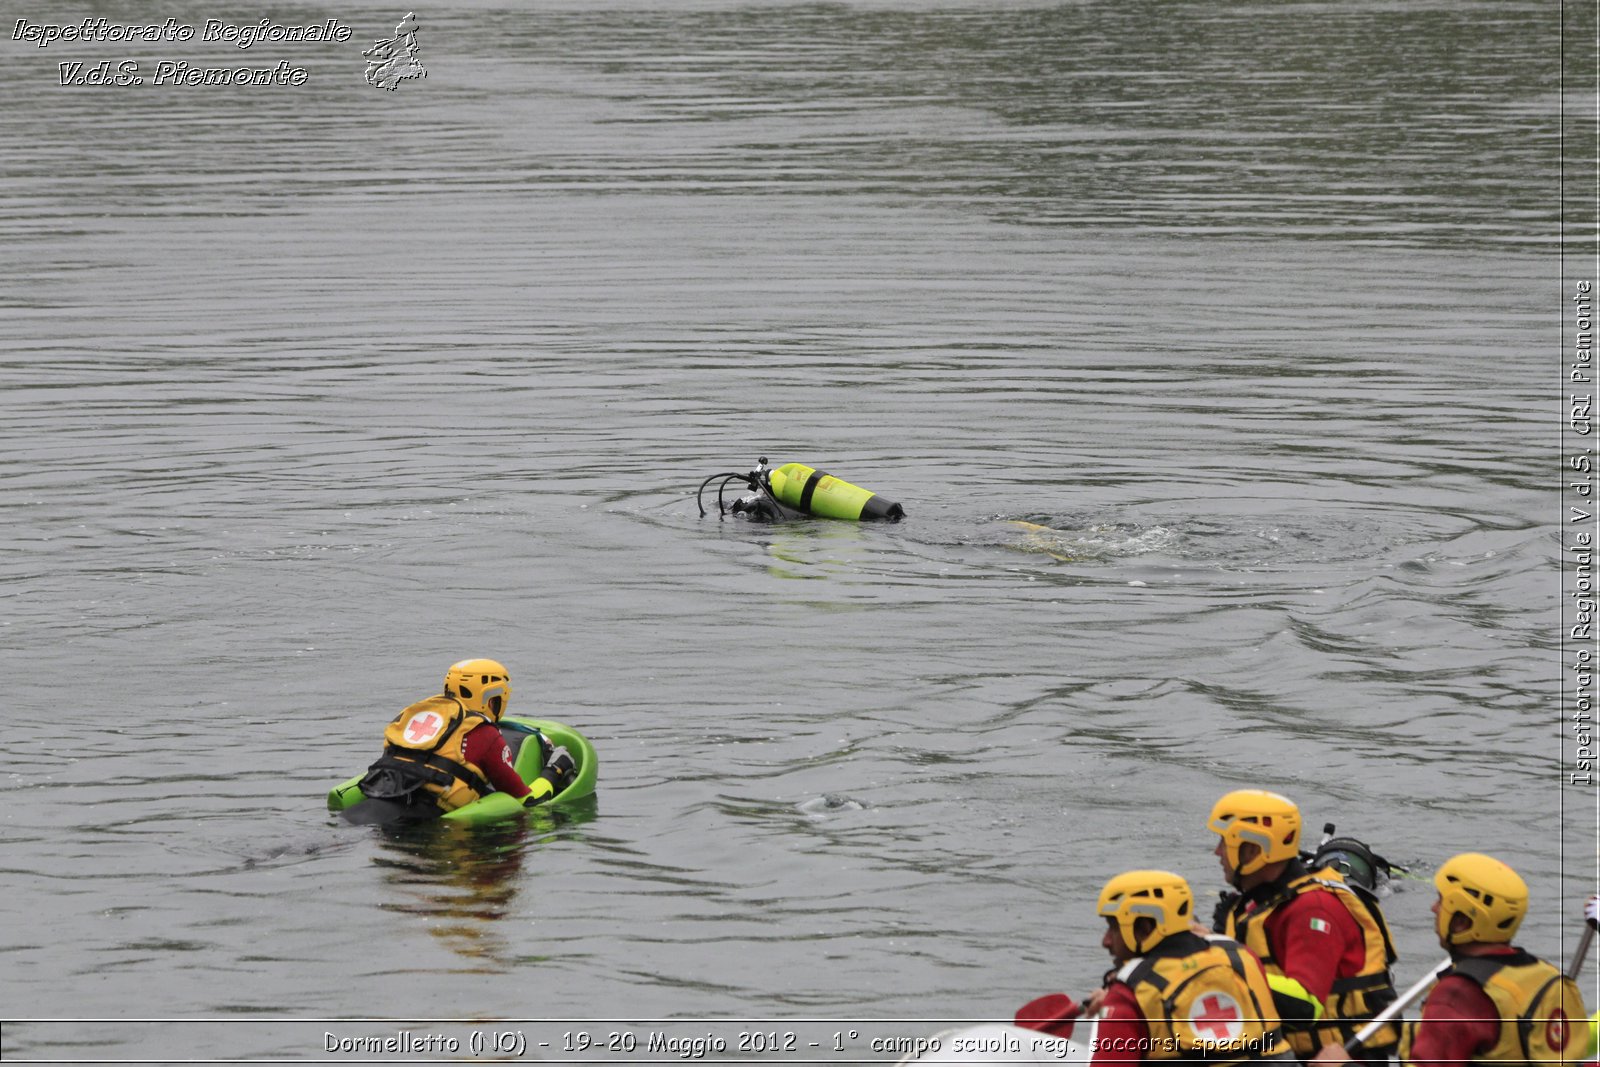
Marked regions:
[327,717,598,825]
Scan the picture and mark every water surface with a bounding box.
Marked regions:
[0,1,1586,1060]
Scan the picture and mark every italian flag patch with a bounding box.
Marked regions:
[1309,918,1331,933]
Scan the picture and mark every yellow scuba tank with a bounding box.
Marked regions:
[766,462,904,522]
[696,457,907,522]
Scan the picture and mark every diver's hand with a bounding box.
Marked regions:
[522,747,576,807]
[545,746,575,782]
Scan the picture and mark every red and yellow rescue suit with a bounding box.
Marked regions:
[1091,931,1296,1064]
[358,695,531,811]
[1400,947,1586,1066]
[1219,864,1400,1058]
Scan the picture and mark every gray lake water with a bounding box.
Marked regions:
[2,0,1593,1061]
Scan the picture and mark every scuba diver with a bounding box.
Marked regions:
[697,457,904,522]
[353,658,574,821]
[1206,790,1402,1061]
[1308,830,1402,897]
[1309,853,1587,1067]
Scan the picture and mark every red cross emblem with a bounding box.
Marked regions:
[1547,1009,1569,1050]
[405,711,443,743]
[1192,992,1243,1041]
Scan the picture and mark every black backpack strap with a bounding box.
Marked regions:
[1344,879,1400,967]
[1124,955,1167,994]
[376,746,493,799]
[1447,954,1511,987]
[1514,970,1567,1059]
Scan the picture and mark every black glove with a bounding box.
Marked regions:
[1212,889,1240,933]
[522,746,575,807]
[544,746,575,783]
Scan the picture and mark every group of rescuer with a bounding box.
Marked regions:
[1027,789,1588,1066]
[354,667,1590,1067]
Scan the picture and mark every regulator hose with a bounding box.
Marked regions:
[696,463,783,519]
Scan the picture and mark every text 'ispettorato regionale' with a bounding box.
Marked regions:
[13,18,353,87]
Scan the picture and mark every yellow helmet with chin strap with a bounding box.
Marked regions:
[444,658,512,720]
[1097,870,1194,955]
[1434,852,1527,945]
[1208,790,1302,879]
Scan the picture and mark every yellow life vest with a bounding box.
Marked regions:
[1113,932,1296,1062]
[1399,950,1588,1064]
[1221,865,1400,1057]
[367,695,495,811]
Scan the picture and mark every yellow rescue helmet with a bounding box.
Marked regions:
[1208,789,1302,878]
[1433,852,1527,946]
[1097,869,1194,955]
[443,658,512,720]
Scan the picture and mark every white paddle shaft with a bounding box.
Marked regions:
[1345,958,1450,1052]
[1566,898,1600,979]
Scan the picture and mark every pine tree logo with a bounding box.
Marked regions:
[364,12,426,91]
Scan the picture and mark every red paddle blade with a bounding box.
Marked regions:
[1015,992,1081,1038]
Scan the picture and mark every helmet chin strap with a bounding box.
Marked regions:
[1229,850,1278,890]
[1229,836,1283,887]
[1222,843,1251,888]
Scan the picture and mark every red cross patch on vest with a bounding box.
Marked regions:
[405,711,445,744]
[1191,992,1244,1042]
